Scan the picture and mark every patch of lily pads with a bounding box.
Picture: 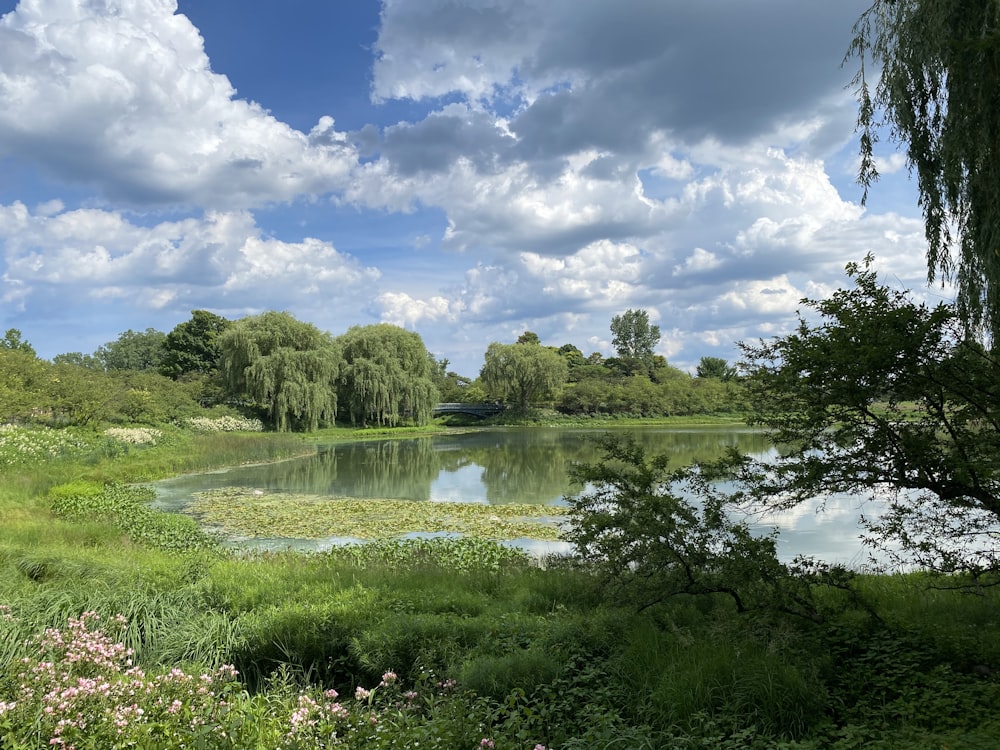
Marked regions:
[186,486,569,541]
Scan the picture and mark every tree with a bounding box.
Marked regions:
[159,310,231,380]
[336,324,438,427]
[516,331,541,346]
[0,348,47,421]
[850,1,1000,339]
[218,311,340,432]
[52,352,102,370]
[1,328,35,357]
[610,309,660,368]
[733,257,1000,575]
[96,328,166,372]
[480,341,568,413]
[696,356,736,380]
[566,434,797,615]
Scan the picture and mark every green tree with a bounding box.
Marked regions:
[52,352,102,369]
[0,348,47,420]
[557,343,586,369]
[516,331,541,346]
[480,341,568,413]
[1,328,36,357]
[218,311,340,432]
[610,309,661,370]
[734,257,1000,575]
[430,356,474,402]
[336,323,438,427]
[850,0,1000,338]
[159,310,231,379]
[565,434,791,614]
[47,363,117,425]
[695,356,736,380]
[96,328,166,372]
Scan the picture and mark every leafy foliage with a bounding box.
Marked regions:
[159,309,231,380]
[564,433,786,614]
[736,257,1000,574]
[610,309,661,366]
[696,356,736,381]
[336,323,438,427]
[850,0,1000,339]
[480,341,568,413]
[0,328,35,357]
[219,311,340,432]
[96,327,167,371]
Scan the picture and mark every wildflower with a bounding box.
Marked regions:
[354,686,371,700]
[480,740,495,749]
[379,670,398,686]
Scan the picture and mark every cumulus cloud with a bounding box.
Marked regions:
[0,201,380,317]
[0,0,356,209]
[373,0,870,146]
[0,0,936,376]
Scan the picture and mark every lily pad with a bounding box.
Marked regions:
[187,487,568,541]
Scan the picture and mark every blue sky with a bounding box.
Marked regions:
[0,0,937,376]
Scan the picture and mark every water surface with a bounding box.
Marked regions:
[151,426,879,566]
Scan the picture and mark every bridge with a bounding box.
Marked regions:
[434,402,506,419]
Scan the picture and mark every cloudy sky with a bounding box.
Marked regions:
[0,0,937,376]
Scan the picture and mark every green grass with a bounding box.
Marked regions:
[2,425,1000,749]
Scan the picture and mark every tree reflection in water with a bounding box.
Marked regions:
[152,427,769,511]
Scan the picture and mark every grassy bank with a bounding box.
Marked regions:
[2,425,1000,748]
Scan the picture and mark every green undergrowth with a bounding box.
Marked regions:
[2,429,1000,748]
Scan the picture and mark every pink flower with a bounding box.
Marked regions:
[379,671,397,686]
[480,740,495,749]
[354,686,371,700]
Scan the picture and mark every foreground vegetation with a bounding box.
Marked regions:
[1,425,999,749]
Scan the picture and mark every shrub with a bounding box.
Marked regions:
[186,416,265,432]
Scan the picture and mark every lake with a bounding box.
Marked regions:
[151,425,882,567]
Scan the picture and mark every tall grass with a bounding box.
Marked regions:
[3,429,1000,748]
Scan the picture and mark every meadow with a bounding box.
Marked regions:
[2,421,1000,749]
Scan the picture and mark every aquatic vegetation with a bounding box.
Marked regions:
[187,487,568,541]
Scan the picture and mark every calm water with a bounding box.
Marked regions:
[151,426,880,566]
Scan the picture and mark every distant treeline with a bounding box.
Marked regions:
[0,308,743,430]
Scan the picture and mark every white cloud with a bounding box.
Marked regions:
[0,0,356,208]
[377,291,455,327]
[719,275,804,316]
[0,201,380,315]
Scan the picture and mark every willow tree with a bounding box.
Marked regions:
[336,323,438,427]
[218,311,340,432]
[850,0,1000,338]
[480,341,568,413]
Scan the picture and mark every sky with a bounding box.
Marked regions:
[0,0,940,377]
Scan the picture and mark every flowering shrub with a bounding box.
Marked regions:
[185,416,264,432]
[103,427,162,445]
[0,424,93,468]
[0,611,242,749]
[0,611,554,750]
